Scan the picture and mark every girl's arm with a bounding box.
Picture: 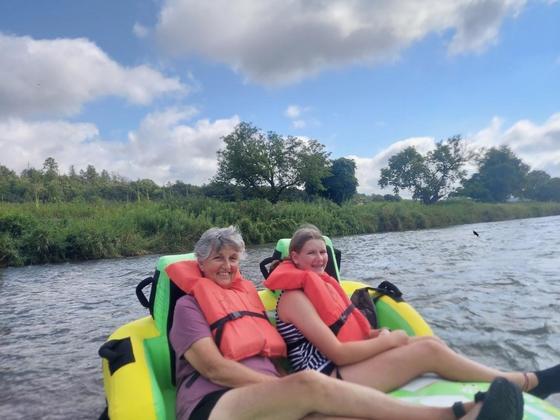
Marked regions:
[277,290,409,366]
[185,337,279,388]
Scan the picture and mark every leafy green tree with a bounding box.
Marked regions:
[215,122,330,203]
[539,178,560,201]
[460,146,529,202]
[378,136,471,204]
[40,158,63,202]
[0,165,19,202]
[20,167,44,207]
[523,170,551,201]
[322,158,358,204]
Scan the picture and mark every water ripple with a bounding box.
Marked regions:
[1,216,559,418]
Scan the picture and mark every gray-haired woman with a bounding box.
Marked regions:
[169,226,523,420]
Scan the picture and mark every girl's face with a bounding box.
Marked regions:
[199,245,240,287]
[290,239,328,274]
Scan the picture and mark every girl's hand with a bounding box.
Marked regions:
[386,330,409,347]
[369,328,390,338]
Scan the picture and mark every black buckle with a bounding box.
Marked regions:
[230,311,242,320]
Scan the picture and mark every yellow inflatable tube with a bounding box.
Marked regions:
[100,316,164,420]
[259,279,433,337]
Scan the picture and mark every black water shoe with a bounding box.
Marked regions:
[529,363,560,399]
[452,377,523,420]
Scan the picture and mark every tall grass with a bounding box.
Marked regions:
[1,198,559,267]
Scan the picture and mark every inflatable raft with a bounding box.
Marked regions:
[99,237,560,420]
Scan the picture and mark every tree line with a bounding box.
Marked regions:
[378,136,560,204]
[1,122,559,206]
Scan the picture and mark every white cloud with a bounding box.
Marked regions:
[353,113,560,195]
[292,120,306,129]
[285,104,313,129]
[133,23,149,38]
[0,33,186,118]
[0,111,239,185]
[285,105,303,119]
[155,0,526,85]
[468,113,560,176]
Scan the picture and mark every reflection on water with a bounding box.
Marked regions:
[1,215,559,418]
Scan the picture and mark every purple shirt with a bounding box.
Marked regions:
[170,295,280,420]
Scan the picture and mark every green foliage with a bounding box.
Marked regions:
[522,171,560,201]
[2,199,560,267]
[214,122,331,203]
[322,158,358,204]
[379,136,471,204]
[460,146,530,202]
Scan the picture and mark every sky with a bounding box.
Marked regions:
[0,0,559,195]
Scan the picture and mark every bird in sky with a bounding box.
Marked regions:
[473,230,479,237]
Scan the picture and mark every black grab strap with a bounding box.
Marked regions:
[373,281,403,302]
[259,250,282,279]
[210,311,268,349]
[98,337,135,375]
[136,276,153,309]
[329,303,356,336]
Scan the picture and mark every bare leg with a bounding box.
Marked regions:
[209,370,464,420]
[339,336,532,392]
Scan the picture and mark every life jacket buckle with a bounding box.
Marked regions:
[230,311,243,320]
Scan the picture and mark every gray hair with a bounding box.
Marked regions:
[194,226,246,263]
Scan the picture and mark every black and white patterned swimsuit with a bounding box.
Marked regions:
[275,293,337,375]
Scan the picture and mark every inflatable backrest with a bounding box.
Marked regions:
[137,253,196,389]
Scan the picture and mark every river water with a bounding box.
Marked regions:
[1,215,559,419]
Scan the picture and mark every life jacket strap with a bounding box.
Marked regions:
[210,311,269,348]
[329,303,355,336]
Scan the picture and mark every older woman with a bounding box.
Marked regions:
[264,224,559,402]
[169,226,523,420]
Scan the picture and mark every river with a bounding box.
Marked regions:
[1,215,559,419]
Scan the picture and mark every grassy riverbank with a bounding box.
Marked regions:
[1,198,560,267]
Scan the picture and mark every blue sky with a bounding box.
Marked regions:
[1,0,559,194]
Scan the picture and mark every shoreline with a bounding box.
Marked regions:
[1,199,560,268]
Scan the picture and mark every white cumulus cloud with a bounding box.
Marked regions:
[0,33,186,118]
[155,0,526,85]
[353,113,560,195]
[469,114,560,177]
[0,110,240,185]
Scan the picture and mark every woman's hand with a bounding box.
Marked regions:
[369,328,390,338]
[384,330,409,347]
[185,337,279,388]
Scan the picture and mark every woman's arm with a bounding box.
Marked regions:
[185,337,279,388]
[277,290,409,366]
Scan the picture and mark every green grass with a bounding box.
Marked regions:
[1,198,560,267]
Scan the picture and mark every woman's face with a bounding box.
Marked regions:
[290,239,328,274]
[199,245,240,287]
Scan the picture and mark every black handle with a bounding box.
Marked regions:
[98,337,135,375]
[136,276,153,308]
[259,256,277,279]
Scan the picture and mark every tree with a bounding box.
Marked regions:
[20,167,44,207]
[378,136,471,204]
[322,158,358,204]
[523,170,551,201]
[215,122,330,203]
[538,178,560,201]
[0,165,18,202]
[460,146,529,202]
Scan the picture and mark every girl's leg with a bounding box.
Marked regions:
[339,336,531,392]
[209,370,462,420]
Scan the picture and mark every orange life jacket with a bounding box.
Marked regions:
[264,261,370,342]
[166,260,286,361]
